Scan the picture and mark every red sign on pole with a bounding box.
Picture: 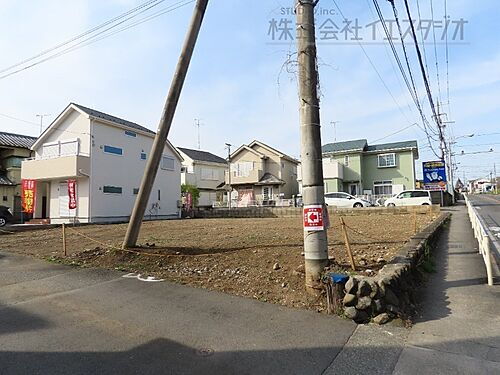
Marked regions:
[68,179,77,209]
[21,179,37,214]
[186,192,193,209]
[303,205,324,231]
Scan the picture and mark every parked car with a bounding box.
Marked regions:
[0,205,13,227]
[324,192,373,208]
[384,190,432,207]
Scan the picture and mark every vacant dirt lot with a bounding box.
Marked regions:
[1,212,437,312]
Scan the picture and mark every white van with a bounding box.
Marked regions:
[384,190,432,207]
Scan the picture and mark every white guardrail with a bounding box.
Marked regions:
[465,195,494,286]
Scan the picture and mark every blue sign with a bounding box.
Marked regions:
[423,161,447,191]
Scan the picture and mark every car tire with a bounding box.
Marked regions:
[0,217,6,227]
[422,203,430,206]
[387,203,396,207]
[353,203,363,208]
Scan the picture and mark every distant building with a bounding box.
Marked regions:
[298,139,418,197]
[0,131,37,219]
[177,147,227,207]
[21,103,182,224]
[226,140,299,206]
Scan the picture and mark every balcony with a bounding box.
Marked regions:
[226,169,263,185]
[22,155,90,180]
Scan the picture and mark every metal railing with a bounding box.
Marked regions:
[465,195,494,286]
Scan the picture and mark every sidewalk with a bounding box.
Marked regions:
[393,203,500,374]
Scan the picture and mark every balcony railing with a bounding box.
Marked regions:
[35,139,87,160]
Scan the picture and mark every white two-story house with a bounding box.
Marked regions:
[21,103,183,224]
[177,147,227,207]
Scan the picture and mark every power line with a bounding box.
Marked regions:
[429,0,443,105]
[371,123,418,143]
[0,112,39,126]
[373,0,440,158]
[444,0,451,112]
[0,0,165,75]
[331,0,415,127]
[0,0,194,80]
[399,0,446,159]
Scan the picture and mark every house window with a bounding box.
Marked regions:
[2,196,7,202]
[201,168,218,180]
[103,145,123,156]
[181,167,187,173]
[158,189,161,201]
[344,155,350,167]
[133,188,139,195]
[103,185,122,194]
[373,180,393,195]
[140,152,147,160]
[378,153,396,168]
[231,162,254,177]
[125,130,137,137]
[161,155,175,170]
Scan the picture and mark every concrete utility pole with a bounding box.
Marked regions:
[123,0,209,249]
[295,0,329,294]
[225,143,232,209]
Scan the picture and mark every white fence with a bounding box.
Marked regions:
[465,195,494,286]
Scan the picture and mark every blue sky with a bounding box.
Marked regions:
[0,0,498,181]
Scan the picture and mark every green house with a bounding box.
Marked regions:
[320,139,419,196]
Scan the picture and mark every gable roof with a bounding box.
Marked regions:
[177,147,227,164]
[322,139,418,155]
[365,140,418,152]
[0,131,37,149]
[230,140,299,164]
[72,103,155,135]
[322,139,368,153]
[31,103,183,161]
[248,140,299,164]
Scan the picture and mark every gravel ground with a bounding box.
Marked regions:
[0,212,438,312]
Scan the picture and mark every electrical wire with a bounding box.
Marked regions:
[371,123,418,143]
[0,0,194,81]
[429,0,443,105]
[0,0,165,75]
[372,0,440,158]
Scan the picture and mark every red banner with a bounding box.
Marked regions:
[21,179,36,213]
[68,179,77,209]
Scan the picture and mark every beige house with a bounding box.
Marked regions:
[177,147,228,207]
[0,131,37,220]
[227,140,299,206]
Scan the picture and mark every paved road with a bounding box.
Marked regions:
[467,194,500,263]
[0,251,357,375]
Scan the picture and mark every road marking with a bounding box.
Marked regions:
[123,273,165,282]
[490,227,500,232]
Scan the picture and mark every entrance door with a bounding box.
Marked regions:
[41,196,48,219]
[349,184,358,196]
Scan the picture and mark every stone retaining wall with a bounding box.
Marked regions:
[338,212,450,324]
[193,205,440,219]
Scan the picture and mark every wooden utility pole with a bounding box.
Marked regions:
[296,0,329,294]
[123,0,209,249]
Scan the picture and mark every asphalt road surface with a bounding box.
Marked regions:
[0,251,357,375]
[467,194,500,262]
